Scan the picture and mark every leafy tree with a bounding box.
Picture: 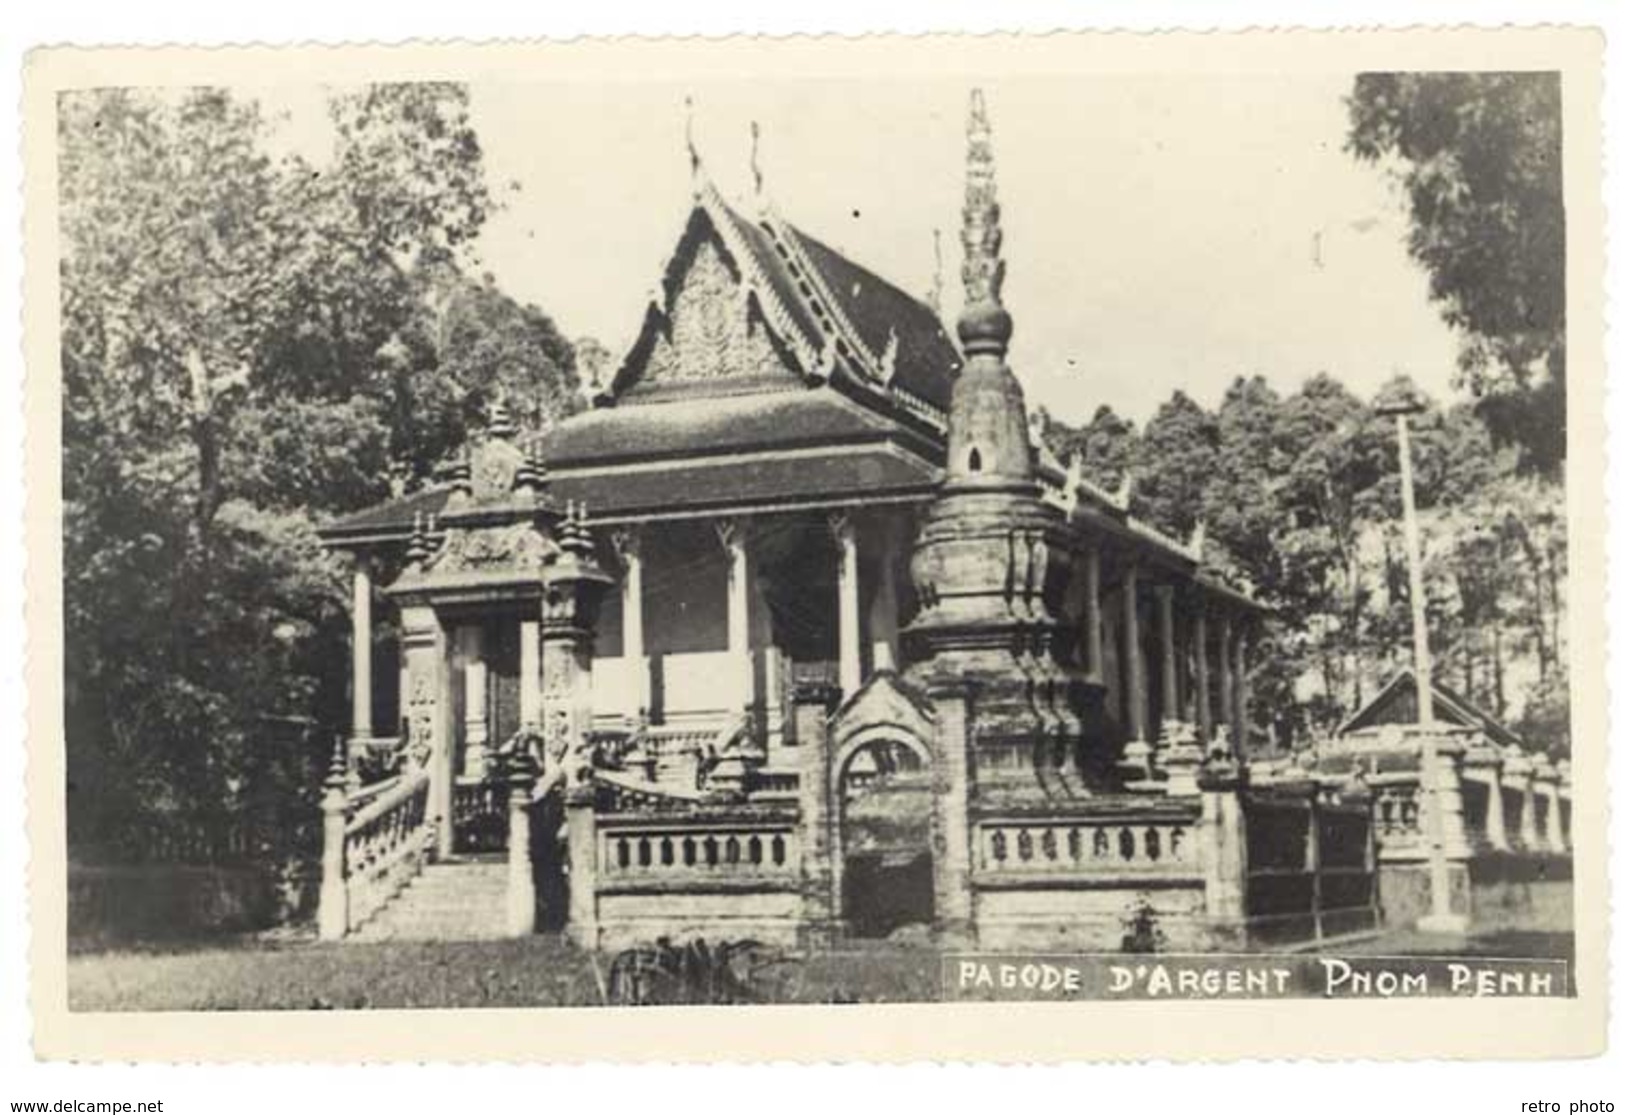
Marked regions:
[1132,391,1220,537]
[1348,73,1565,476]
[59,84,576,871]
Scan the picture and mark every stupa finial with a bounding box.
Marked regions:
[957,88,1011,356]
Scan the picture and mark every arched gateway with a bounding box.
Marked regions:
[828,676,940,937]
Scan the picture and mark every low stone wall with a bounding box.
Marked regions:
[588,813,806,948]
[1467,852,1573,932]
[68,861,293,944]
[1377,853,1569,932]
[969,804,1215,950]
[975,878,1211,951]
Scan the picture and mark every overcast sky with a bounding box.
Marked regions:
[269,73,1461,427]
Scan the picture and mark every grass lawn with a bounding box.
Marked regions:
[66,934,945,1012]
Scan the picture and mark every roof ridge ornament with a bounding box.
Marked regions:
[685,95,702,194]
[750,120,765,213]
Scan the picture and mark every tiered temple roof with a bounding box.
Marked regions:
[317,151,1257,613]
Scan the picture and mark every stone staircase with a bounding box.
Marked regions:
[350,857,510,942]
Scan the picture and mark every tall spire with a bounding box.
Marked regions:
[944,88,1029,486]
[957,88,1011,357]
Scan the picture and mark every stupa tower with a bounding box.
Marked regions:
[904,90,1092,793]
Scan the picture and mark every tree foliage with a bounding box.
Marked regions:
[1040,376,1568,754]
[59,85,577,861]
[1347,72,1566,475]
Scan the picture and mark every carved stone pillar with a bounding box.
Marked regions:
[830,511,862,698]
[317,742,350,941]
[930,684,975,946]
[1199,754,1247,931]
[1217,611,1235,732]
[794,680,840,944]
[400,603,453,858]
[717,518,755,712]
[506,755,536,937]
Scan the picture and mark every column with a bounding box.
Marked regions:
[830,512,862,698]
[717,518,755,712]
[400,603,453,859]
[930,685,976,946]
[505,755,536,937]
[612,528,649,715]
[1540,783,1565,852]
[1194,604,1212,743]
[1217,612,1235,740]
[1155,584,1178,735]
[1233,626,1250,756]
[868,521,900,674]
[1484,763,1510,851]
[519,616,541,729]
[317,742,350,941]
[350,564,373,740]
[460,625,489,780]
[1123,564,1147,742]
[1083,546,1103,683]
[794,683,839,944]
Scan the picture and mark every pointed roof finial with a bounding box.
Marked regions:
[488,391,516,440]
[749,120,765,204]
[958,88,1010,356]
[928,228,944,314]
[405,512,430,568]
[685,95,702,191]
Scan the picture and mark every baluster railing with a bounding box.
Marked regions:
[320,765,434,939]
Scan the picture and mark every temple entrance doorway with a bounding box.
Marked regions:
[837,738,935,937]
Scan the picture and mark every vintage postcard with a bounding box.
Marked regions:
[22,27,1607,1060]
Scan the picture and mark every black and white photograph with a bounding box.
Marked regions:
[18,27,1608,1062]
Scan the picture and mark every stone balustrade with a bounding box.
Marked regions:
[598,822,800,882]
[976,817,1198,875]
[332,769,434,937]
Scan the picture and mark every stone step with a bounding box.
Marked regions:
[350,860,512,943]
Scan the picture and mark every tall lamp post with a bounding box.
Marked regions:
[1376,389,1466,933]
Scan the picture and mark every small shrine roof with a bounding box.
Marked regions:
[1336,667,1524,749]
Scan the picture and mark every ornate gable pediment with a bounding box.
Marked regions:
[633,237,798,391]
[830,671,938,754]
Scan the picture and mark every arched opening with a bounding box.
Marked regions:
[837,737,934,937]
[967,447,983,473]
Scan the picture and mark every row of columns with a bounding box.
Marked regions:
[354,545,1254,759]
[603,513,889,719]
[1465,759,1570,854]
[1110,562,1249,753]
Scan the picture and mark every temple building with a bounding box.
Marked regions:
[313,91,1412,949]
